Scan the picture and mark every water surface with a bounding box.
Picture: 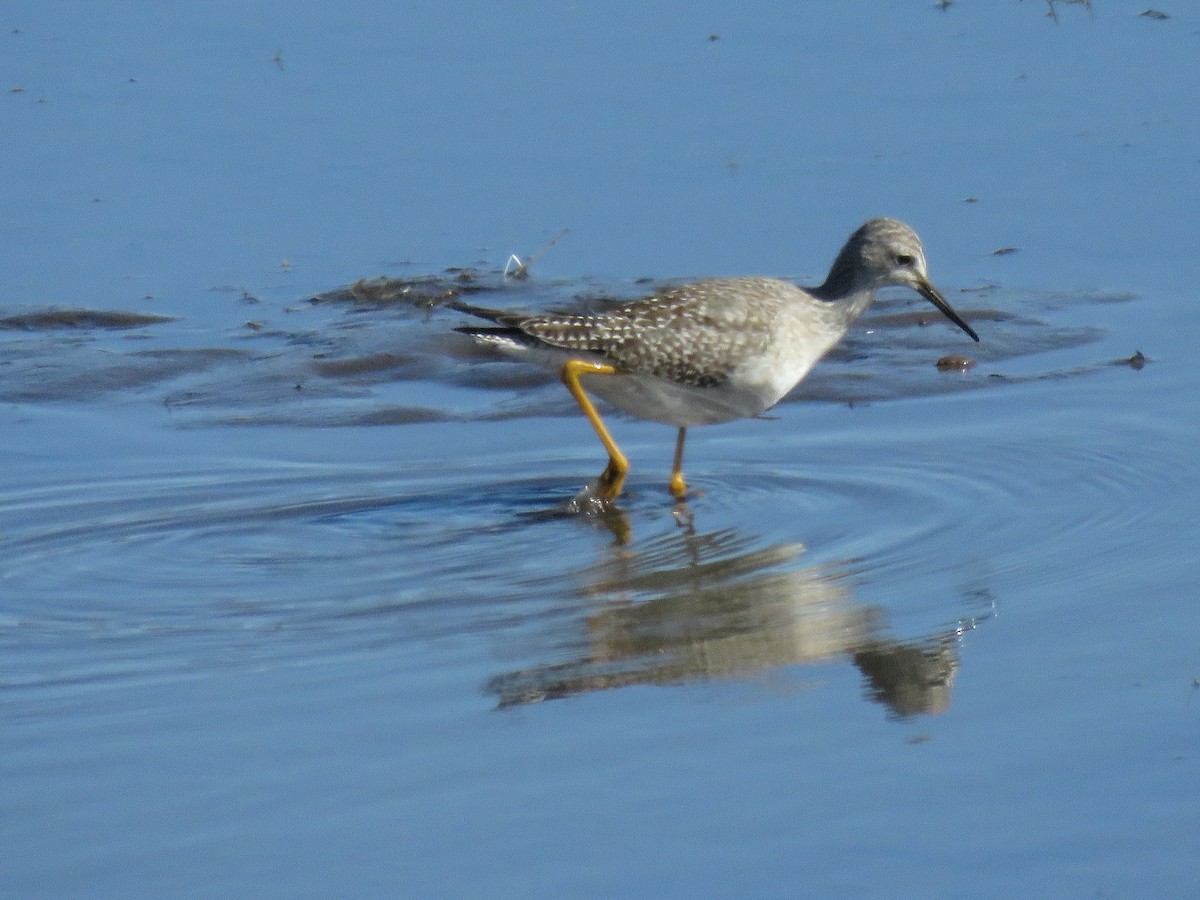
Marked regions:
[3,3,1199,898]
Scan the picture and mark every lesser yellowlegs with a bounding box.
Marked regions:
[455,218,978,502]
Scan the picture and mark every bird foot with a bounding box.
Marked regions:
[668,472,688,500]
[562,480,633,543]
[566,461,626,513]
[594,460,627,502]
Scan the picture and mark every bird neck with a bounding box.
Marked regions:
[807,253,878,332]
[811,252,871,301]
[808,274,874,318]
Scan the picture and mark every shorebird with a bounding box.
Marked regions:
[455,218,978,503]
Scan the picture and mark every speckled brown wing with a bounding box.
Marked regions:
[516,278,791,388]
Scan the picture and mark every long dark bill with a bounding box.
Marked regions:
[917,279,979,343]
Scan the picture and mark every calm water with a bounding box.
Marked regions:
[3,3,1199,898]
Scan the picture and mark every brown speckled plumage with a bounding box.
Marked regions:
[486,276,812,388]
[453,219,977,497]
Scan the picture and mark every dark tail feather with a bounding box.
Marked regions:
[453,323,530,341]
[445,298,522,328]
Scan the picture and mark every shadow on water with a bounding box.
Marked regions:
[487,505,990,717]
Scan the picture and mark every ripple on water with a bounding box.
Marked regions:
[0,282,1161,708]
[0,454,685,684]
[637,403,1182,616]
[0,405,1176,713]
[460,398,1183,711]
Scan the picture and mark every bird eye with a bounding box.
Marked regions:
[895,253,916,267]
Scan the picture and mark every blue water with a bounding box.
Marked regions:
[3,3,1199,898]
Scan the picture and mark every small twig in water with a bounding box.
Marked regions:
[503,228,571,280]
[503,254,527,279]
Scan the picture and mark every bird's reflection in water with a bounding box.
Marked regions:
[489,505,988,717]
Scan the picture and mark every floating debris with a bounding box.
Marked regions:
[1116,350,1147,370]
[504,228,570,281]
[936,355,976,372]
[1140,9,1169,20]
[991,247,1020,256]
[503,254,528,280]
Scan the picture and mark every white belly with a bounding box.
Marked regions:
[582,370,778,426]
[471,300,855,428]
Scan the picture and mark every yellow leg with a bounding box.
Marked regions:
[560,359,628,502]
[669,427,688,499]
